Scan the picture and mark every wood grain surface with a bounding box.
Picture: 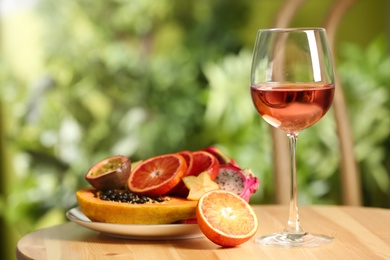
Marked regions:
[16,205,390,259]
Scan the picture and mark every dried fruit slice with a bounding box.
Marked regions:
[128,153,187,196]
[182,171,219,200]
[76,188,197,224]
[196,190,258,247]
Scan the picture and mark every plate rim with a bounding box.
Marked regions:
[66,207,204,240]
[66,207,198,227]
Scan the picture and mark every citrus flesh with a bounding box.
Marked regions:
[169,150,220,197]
[189,151,220,179]
[177,150,193,171]
[196,190,258,247]
[128,153,187,196]
[76,188,197,224]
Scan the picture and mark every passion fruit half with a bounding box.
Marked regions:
[85,155,131,190]
[76,188,197,224]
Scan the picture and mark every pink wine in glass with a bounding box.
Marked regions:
[250,83,335,133]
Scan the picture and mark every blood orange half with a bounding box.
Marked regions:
[128,153,187,196]
[169,150,220,197]
[190,150,220,179]
[196,190,258,247]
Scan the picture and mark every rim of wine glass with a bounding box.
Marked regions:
[258,27,326,33]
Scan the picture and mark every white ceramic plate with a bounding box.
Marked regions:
[66,207,204,240]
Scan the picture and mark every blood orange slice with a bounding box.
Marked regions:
[128,153,187,196]
[196,190,258,247]
[190,150,220,179]
[204,146,239,167]
[169,150,219,197]
[178,150,194,170]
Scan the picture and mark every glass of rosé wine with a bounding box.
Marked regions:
[250,28,335,247]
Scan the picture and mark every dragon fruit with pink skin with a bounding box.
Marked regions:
[214,165,259,202]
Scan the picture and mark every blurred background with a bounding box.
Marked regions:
[1,0,390,259]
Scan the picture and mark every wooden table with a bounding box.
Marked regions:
[16,205,390,259]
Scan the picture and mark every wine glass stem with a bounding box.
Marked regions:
[284,133,305,235]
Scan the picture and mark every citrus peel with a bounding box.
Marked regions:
[128,153,187,196]
[196,190,258,247]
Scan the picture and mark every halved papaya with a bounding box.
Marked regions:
[76,188,197,224]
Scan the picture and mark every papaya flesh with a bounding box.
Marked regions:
[76,188,197,224]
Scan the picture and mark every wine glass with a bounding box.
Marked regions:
[250,28,335,247]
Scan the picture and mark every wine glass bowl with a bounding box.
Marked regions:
[250,83,334,133]
[250,28,335,247]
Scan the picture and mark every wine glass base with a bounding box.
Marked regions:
[255,232,333,248]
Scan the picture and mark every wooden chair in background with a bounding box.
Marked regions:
[270,0,362,206]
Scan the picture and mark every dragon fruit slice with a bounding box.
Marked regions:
[214,165,259,202]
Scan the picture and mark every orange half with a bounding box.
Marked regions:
[128,153,187,196]
[169,150,220,198]
[190,150,220,179]
[196,190,258,247]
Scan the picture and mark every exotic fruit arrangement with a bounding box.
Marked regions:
[76,147,260,247]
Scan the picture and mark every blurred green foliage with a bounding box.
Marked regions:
[1,0,264,235]
[338,36,390,206]
[1,1,390,259]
